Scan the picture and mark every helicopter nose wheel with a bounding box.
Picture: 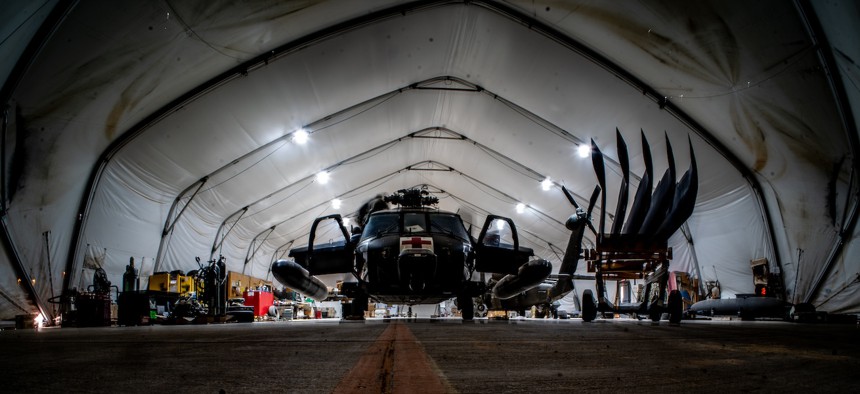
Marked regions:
[581,289,597,322]
[456,294,474,321]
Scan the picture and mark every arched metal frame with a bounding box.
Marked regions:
[243,226,275,275]
[152,177,207,273]
[795,0,860,304]
[210,206,248,261]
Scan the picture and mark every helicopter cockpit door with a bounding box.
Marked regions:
[474,215,533,274]
[297,214,355,275]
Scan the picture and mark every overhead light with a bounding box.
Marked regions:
[293,128,309,144]
[332,198,341,209]
[495,219,505,231]
[316,171,330,184]
[516,203,525,214]
[541,177,552,191]
[342,217,350,227]
[577,144,591,158]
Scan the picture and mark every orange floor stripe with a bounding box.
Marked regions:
[332,322,452,394]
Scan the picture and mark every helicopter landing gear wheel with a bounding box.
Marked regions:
[582,290,597,322]
[457,295,474,321]
[668,290,682,324]
[649,305,662,322]
[346,293,368,320]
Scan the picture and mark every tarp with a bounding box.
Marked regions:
[0,0,857,321]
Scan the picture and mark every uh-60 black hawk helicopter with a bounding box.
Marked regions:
[271,187,592,320]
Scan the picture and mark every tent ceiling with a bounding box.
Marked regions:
[1,0,858,321]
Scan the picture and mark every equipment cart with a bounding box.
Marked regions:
[581,234,683,323]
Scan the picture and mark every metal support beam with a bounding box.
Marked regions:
[243,226,276,275]
[210,206,248,261]
[153,177,208,272]
[796,0,860,305]
[0,216,48,321]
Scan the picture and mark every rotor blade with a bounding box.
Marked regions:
[610,128,630,235]
[639,132,676,237]
[591,138,606,237]
[561,185,580,210]
[653,136,698,242]
[585,185,600,235]
[623,129,653,234]
[562,185,599,235]
[587,185,600,219]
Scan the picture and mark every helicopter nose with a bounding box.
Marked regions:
[397,249,437,292]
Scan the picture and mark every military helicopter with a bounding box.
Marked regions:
[271,187,562,320]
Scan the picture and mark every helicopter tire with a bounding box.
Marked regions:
[668,289,682,324]
[649,305,662,322]
[458,295,474,321]
[346,293,368,320]
[582,290,597,322]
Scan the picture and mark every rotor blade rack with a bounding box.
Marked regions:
[584,235,672,280]
[582,233,679,322]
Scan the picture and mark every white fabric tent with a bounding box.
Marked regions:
[1,0,858,322]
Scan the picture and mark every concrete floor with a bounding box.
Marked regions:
[1,317,858,393]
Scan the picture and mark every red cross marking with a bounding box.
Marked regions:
[402,237,431,249]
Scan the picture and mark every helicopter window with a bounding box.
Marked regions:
[403,213,427,233]
[311,218,349,247]
[362,213,399,237]
[429,213,469,241]
[483,219,515,247]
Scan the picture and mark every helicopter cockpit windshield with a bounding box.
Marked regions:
[361,212,469,242]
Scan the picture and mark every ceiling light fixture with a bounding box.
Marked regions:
[541,177,552,191]
[577,144,591,158]
[516,203,525,214]
[316,171,330,184]
[293,128,309,144]
[332,198,341,209]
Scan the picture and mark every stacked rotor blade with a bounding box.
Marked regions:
[590,130,698,244]
[591,139,607,240]
[653,136,698,242]
[622,130,652,235]
[610,129,630,235]
[638,133,676,238]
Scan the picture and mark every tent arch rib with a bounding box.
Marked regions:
[795,0,860,305]
[153,176,208,273]
[243,226,276,275]
[210,206,248,261]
